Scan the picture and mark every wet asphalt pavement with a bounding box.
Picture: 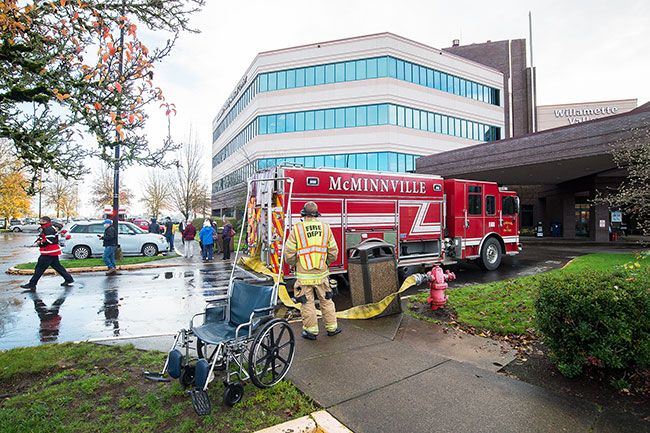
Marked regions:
[0,232,635,350]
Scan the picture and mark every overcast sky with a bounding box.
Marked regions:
[69,0,649,217]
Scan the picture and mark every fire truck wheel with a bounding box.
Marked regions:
[479,237,502,271]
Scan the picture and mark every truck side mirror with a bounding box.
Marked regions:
[515,197,520,214]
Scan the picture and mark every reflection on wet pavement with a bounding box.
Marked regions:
[0,232,636,350]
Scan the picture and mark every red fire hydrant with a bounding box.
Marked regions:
[426,265,456,311]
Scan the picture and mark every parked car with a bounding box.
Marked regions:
[9,219,40,232]
[129,218,150,231]
[60,221,170,259]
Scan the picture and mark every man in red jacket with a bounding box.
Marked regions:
[20,216,74,291]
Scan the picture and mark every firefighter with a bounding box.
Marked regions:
[284,201,341,340]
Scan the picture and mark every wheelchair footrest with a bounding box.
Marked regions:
[143,371,170,382]
[190,388,212,416]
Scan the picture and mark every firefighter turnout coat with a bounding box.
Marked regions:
[284,217,338,285]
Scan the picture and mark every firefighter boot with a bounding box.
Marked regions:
[301,330,317,340]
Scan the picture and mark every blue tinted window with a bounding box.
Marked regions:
[325,64,335,84]
[471,82,478,99]
[356,106,367,126]
[419,66,427,86]
[427,69,434,87]
[325,109,335,129]
[335,154,346,168]
[377,57,388,77]
[378,104,389,124]
[305,67,315,86]
[405,62,412,82]
[295,112,305,131]
[413,109,420,129]
[397,106,405,126]
[428,113,435,132]
[367,58,378,78]
[398,153,406,172]
[473,122,479,140]
[412,65,419,84]
[286,69,296,88]
[441,115,448,134]
[267,114,277,133]
[325,155,335,167]
[483,86,489,103]
[277,71,286,90]
[276,114,286,133]
[315,65,325,85]
[367,152,378,170]
[405,108,413,128]
[268,72,277,91]
[378,153,388,171]
[388,152,397,171]
[305,156,314,167]
[335,63,345,82]
[406,155,414,172]
[454,118,461,136]
[434,71,442,90]
[296,68,305,87]
[335,108,345,128]
[460,119,466,138]
[314,155,325,167]
[345,61,356,81]
[368,105,378,125]
[356,60,366,80]
[388,57,397,78]
[259,74,268,92]
[286,113,295,132]
[434,113,441,132]
[315,110,325,129]
[355,153,366,170]
[305,111,315,130]
[459,79,466,96]
[345,107,355,127]
[420,111,428,131]
[259,116,267,134]
[396,59,405,80]
[453,77,460,95]
[388,104,397,125]
[477,84,483,102]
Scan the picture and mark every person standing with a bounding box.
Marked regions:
[221,218,235,260]
[163,217,174,251]
[148,218,161,234]
[178,220,186,246]
[182,220,196,258]
[100,219,118,275]
[283,202,340,340]
[210,219,220,255]
[20,216,74,290]
[199,220,216,261]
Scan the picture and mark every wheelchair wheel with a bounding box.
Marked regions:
[223,382,244,407]
[179,365,195,388]
[248,318,295,389]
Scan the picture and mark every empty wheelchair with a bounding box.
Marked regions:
[145,278,296,416]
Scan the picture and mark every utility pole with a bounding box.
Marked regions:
[112,0,126,244]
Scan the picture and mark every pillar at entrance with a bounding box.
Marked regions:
[561,193,576,238]
[590,202,610,242]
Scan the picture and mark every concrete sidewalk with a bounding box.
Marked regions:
[94,314,648,433]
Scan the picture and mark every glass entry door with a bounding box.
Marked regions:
[575,204,590,237]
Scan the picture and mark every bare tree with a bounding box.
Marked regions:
[171,132,205,221]
[44,174,79,218]
[141,170,171,217]
[90,165,134,208]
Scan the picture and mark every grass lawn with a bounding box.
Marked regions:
[410,251,649,336]
[0,343,315,433]
[15,254,177,270]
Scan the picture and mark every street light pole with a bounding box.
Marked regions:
[112,0,126,245]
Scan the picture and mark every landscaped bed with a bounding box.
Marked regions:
[14,254,177,270]
[0,343,315,433]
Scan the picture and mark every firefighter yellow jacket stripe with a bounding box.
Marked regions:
[284,218,338,285]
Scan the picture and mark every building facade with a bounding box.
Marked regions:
[536,99,637,131]
[211,33,505,216]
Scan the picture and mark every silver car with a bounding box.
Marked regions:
[9,219,40,232]
[60,221,170,259]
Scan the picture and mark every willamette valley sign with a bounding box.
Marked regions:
[536,99,637,131]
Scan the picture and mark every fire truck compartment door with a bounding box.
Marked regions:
[398,201,443,241]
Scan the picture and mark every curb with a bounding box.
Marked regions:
[255,410,353,433]
[6,261,178,275]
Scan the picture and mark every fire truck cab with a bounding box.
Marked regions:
[247,166,520,279]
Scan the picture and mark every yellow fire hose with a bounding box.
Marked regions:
[239,257,422,320]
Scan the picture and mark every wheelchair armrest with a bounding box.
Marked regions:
[252,307,274,316]
[189,312,205,330]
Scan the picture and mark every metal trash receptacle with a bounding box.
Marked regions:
[347,240,401,317]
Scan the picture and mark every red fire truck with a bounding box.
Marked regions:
[246,166,520,280]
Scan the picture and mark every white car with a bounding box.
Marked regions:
[61,221,170,259]
[9,219,40,232]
